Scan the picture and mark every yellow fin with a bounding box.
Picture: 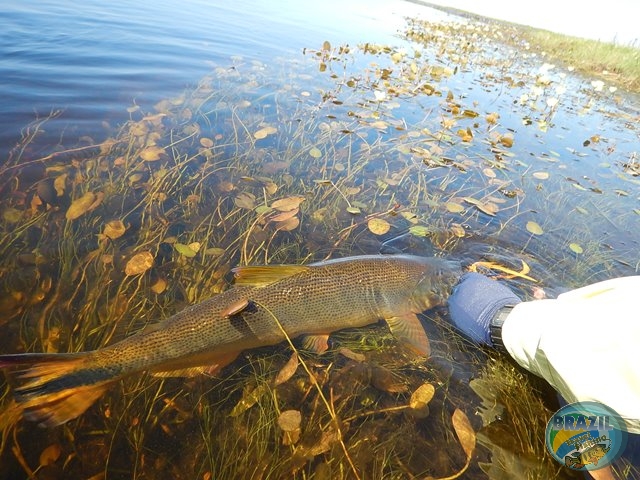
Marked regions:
[232,264,310,287]
[301,334,330,354]
[386,313,431,357]
[21,381,112,428]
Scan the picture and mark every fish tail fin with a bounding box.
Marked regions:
[1,352,118,427]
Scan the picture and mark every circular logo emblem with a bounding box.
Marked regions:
[545,401,628,471]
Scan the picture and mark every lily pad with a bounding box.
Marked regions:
[526,221,544,235]
[367,218,391,235]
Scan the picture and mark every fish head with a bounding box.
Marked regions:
[409,258,462,311]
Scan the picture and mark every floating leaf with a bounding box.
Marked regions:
[445,202,465,213]
[409,225,430,237]
[124,251,154,276]
[254,126,277,139]
[346,206,361,215]
[174,243,198,258]
[274,352,299,386]
[309,147,322,158]
[103,220,126,240]
[39,443,62,466]
[475,202,498,216]
[140,146,166,162]
[533,171,549,180]
[499,135,514,148]
[569,243,583,254]
[200,137,214,148]
[271,196,305,212]
[400,211,419,224]
[452,408,476,459]
[367,218,391,235]
[526,221,544,235]
[482,168,496,178]
[66,192,96,220]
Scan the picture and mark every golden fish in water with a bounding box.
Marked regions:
[0,254,461,427]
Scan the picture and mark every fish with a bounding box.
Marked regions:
[0,254,461,427]
[564,442,611,469]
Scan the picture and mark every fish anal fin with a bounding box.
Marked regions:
[385,313,431,357]
[232,265,310,287]
[151,352,240,378]
[301,334,330,354]
[22,380,113,428]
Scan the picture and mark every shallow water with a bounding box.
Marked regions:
[0,1,639,479]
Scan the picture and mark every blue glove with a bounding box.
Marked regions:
[448,272,521,346]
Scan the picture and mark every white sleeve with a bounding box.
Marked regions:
[501,276,640,434]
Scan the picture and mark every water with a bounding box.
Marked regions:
[0,0,448,157]
[0,1,639,479]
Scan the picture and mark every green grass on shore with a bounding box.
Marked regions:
[420,2,640,94]
[519,27,640,93]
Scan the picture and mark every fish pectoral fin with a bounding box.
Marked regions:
[151,352,240,378]
[385,313,431,357]
[232,264,311,287]
[221,298,250,317]
[301,334,330,354]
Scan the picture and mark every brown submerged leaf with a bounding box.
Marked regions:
[452,408,476,459]
[124,251,154,276]
[274,352,299,386]
[271,196,305,212]
[66,191,97,220]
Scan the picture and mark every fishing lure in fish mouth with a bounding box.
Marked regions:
[0,254,462,427]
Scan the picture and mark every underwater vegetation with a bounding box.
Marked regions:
[0,15,638,480]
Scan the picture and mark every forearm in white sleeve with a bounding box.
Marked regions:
[500,276,640,434]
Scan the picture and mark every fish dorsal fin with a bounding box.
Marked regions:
[385,313,431,357]
[232,264,311,287]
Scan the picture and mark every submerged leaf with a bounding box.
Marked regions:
[277,410,302,432]
[452,408,476,459]
[230,383,269,417]
[275,352,299,386]
[66,191,97,220]
[124,251,154,276]
[39,443,62,466]
[140,146,166,162]
[103,220,126,240]
[174,243,198,258]
[271,196,305,212]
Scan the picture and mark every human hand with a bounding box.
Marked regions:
[448,272,521,346]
